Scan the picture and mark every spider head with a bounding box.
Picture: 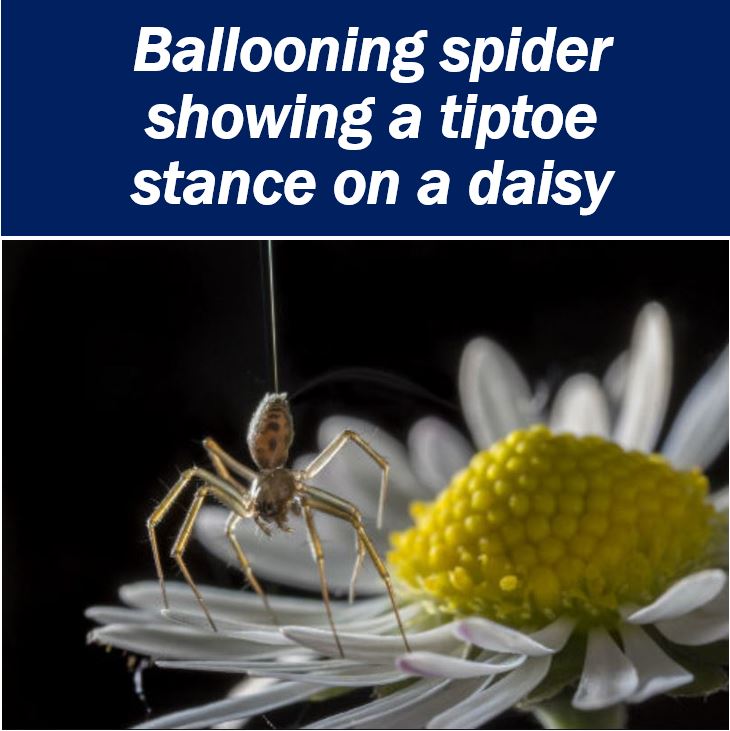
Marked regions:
[253,469,297,528]
[256,496,281,522]
[247,393,295,470]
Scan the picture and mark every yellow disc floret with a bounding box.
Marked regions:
[388,426,720,628]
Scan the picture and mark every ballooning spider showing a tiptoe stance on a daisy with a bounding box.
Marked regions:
[146,243,410,658]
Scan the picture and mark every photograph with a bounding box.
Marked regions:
[3,239,728,729]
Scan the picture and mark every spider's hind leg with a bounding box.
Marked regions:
[304,430,390,529]
[301,503,345,658]
[349,531,366,605]
[302,486,411,652]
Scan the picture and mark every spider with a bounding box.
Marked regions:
[147,392,411,656]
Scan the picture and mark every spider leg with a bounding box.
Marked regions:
[255,516,273,537]
[203,437,257,488]
[349,531,366,605]
[147,467,238,610]
[303,485,411,652]
[170,483,249,631]
[304,430,390,529]
[148,468,250,613]
[226,513,278,624]
[301,503,345,658]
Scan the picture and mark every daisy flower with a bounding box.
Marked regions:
[87,302,728,729]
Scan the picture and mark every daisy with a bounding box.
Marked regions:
[87,302,728,729]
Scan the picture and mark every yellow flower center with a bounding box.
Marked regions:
[388,426,719,628]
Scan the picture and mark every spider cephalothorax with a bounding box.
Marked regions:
[251,468,300,530]
[146,391,409,657]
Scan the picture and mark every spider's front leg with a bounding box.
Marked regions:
[169,480,253,631]
[202,439,277,620]
[225,513,278,623]
[301,485,412,653]
[147,467,247,624]
[304,430,390,529]
[147,467,229,610]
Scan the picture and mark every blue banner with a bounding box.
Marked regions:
[2,1,728,235]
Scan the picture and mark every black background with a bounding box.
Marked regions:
[3,239,728,729]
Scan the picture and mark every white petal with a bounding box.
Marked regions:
[655,586,729,645]
[407,417,472,493]
[120,579,321,615]
[214,677,279,731]
[690,585,728,615]
[549,374,610,437]
[334,602,424,636]
[88,622,280,660]
[160,608,293,645]
[195,505,387,595]
[603,350,628,408]
[572,627,639,710]
[531,379,551,416]
[85,606,161,625]
[613,303,672,451]
[626,569,726,624]
[427,655,552,729]
[159,592,414,639]
[530,616,578,652]
[303,678,448,729]
[655,614,729,646]
[709,486,729,512]
[248,665,406,687]
[662,347,729,470]
[119,579,387,624]
[458,337,534,449]
[311,677,491,730]
[282,622,461,661]
[157,657,342,674]
[453,616,557,656]
[133,681,322,730]
[293,452,317,471]
[365,678,486,730]
[396,650,525,678]
[157,599,420,649]
[619,624,693,702]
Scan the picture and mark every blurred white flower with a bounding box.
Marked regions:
[87,302,728,729]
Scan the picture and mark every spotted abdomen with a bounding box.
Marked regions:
[247,393,294,470]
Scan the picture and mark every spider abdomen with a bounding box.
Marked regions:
[247,393,294,469]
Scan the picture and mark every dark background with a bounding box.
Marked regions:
[3,239,728,729]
